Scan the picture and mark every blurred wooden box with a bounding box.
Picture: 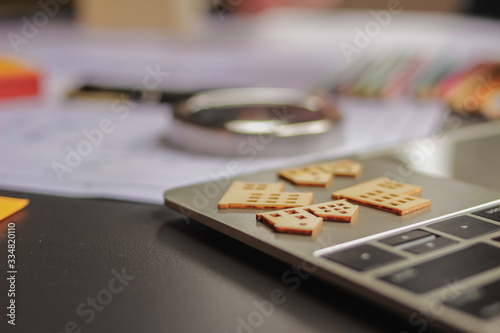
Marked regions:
[76,0,207,34]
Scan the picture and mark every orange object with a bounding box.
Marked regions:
[0,58,40,99]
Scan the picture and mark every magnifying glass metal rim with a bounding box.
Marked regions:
[173,87,340,133]
[168,87,342,156]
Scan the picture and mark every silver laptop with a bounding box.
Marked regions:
[164,120,500,333]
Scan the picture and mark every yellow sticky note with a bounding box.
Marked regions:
[0,196,29,221]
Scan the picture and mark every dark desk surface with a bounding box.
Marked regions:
[0,189,433,333]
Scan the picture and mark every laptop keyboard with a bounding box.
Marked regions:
[323,244,404,272]
[380,243,500,293]
[445,278,500,319]
[427,216,500,239]
[320,203,500,321]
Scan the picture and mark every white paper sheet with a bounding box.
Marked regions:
[0,97,444,204]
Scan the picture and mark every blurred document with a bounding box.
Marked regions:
[0,99,444,204]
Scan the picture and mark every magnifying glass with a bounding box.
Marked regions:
[68,84,341,156]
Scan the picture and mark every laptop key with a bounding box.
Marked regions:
[404,236,457,254]
[380,243,500,293]
[427,216,500,239]
[473,205,500,223]
[379,229,432,246]
[445,278,500,319]
[323,244,404,271]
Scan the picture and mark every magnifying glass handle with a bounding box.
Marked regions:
[67,84,193,104]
